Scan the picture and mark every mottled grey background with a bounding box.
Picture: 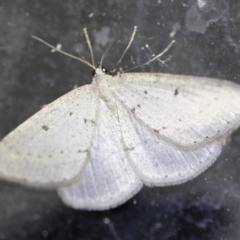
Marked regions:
[0,0,240,239]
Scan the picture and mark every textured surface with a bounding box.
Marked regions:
[117,97,222,186]
[0,85,97,187]
[115,73,240,147]
[59,99,142,210]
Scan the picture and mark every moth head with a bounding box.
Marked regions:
[92,64,110,76]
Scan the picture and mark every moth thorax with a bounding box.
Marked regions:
[93,73,118,118]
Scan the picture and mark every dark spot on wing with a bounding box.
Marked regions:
[126,146,135,151]
[42,125,49,131]
[78,149,88,153]
[69,112,73,116]
[137,104,141,108]
[174,89,179,96]
[62,178,67,182]
[154,129,159,133]
[131,107,136,114]
[84,118,95,124]
[144,90,148,94]
[162,126,167,130]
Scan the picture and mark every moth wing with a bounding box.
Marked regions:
[0,85,97,187]
[113,73,240,148]
[58,99,142,210]
[117,100,222,186]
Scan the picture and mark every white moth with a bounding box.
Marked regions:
[0,27,240,211]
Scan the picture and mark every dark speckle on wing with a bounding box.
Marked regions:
[174,89,179,96]
[42,125,49,131]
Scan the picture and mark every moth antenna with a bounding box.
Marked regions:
[125,39,175,73]
[145,39,175,65]
[83,28,95,67]
[31,36,95,69]
[112,26,137,72]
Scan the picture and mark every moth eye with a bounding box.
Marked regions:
[101,66,108,74]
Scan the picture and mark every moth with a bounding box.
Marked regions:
[0,27,240,210]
